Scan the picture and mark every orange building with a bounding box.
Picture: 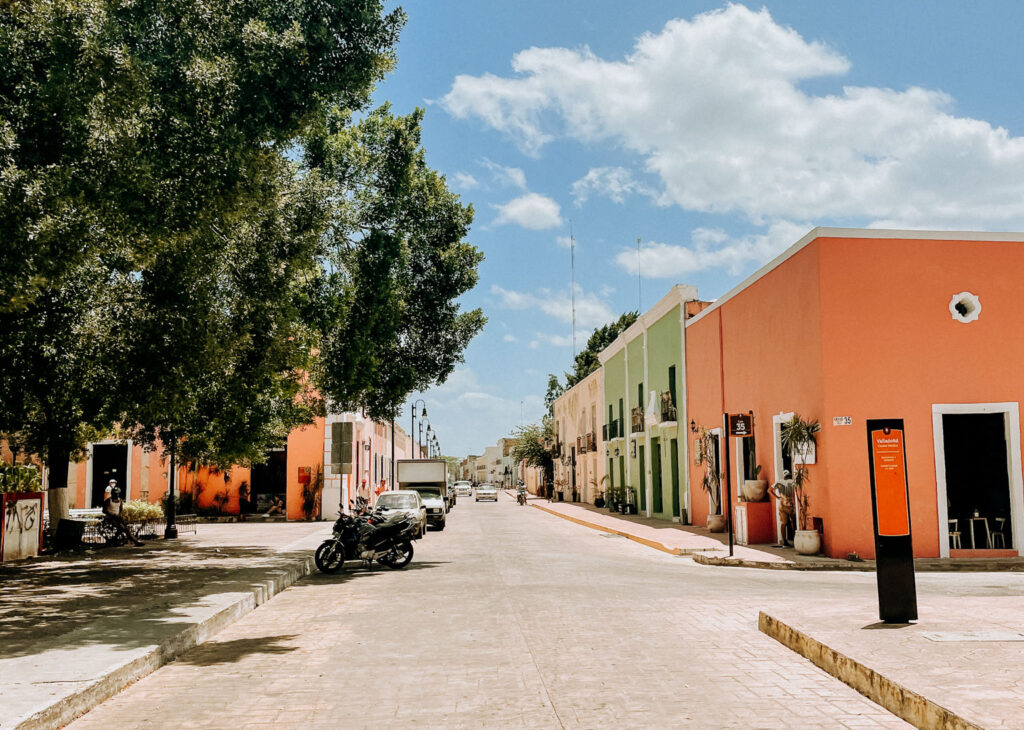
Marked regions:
[54,412,406,521]
[685,228,1024,559]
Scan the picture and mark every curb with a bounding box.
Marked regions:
[758,611,982,730]
[694,553,871,571]
[530,503,708,556]
[16,554,314,730]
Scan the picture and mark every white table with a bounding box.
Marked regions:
[968,517,991,549]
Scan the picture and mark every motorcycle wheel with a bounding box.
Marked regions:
[381,539,413,569]
[314,540,345,573]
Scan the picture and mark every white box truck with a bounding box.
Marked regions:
[396,460,448,530]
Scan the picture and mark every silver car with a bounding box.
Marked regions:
[375,490,428,539]
[475,483,498,502]
[454,481,473,497]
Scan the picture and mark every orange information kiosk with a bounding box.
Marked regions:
[867,419,918,623]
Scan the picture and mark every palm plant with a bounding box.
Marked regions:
[779,415,821,530]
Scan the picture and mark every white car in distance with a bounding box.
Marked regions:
[475,483,498,502]
[454,481,473,497]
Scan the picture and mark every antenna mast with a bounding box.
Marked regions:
[636,237,642,311]
[570,222,577,358]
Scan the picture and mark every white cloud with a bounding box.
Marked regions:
[615,221,809,278]
[503,333,518,343]
[491,284,614,329]
[443,4,1024,230]
[572,166,654,205]
[413,368,546,454]
[556,235,574,249]
[533,332,576,347]
[480,158,527,189]
[452,172,479,189]
[493,193,563,229]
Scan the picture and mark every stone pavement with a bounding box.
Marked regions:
[0,522,327,729]
[760,596,1024,729]
[68,493,910,729]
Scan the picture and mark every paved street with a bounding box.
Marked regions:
[65,495,920,730]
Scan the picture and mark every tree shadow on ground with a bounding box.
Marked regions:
[0,543,316,659]
[173,634,300,666]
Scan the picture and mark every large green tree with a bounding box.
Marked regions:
[303,106,485,420]
[509,420,554,488]
[1,1,487,527]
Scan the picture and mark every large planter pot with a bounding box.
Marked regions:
[794,529,821,555]
[594,497,605,508]
[617,503,626,514]
[741,480,768,502]
[624,504,637,515]
[707,514,727,532]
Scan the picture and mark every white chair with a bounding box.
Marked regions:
[992,517,1007,549]
[948,519,962,549]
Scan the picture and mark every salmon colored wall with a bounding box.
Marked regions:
[686,245,826,540]
[286,417,326,521]
[819,236,1024,558]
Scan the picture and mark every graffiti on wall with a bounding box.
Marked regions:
[3,496,41,562]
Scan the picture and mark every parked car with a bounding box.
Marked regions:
[375,490,428,539]
[404,485,447,530]
[475,483,498,502]
[454,481,473,497]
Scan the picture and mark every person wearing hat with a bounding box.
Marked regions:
[102,486,143,546]
[104,479,116,502]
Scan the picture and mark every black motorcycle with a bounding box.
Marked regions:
[315,506,416,573]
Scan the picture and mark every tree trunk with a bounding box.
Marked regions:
[46,445,71,533]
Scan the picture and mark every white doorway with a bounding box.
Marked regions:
[932,402,1024,557]
[772,412,794,545]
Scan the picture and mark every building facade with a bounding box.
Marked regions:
[598,285,702,520]
[551,368,605,503]
[685,228,1024,559]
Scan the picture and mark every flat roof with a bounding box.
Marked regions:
[685,227,1024,327]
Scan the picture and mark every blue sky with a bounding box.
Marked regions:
[375,1,1024,458]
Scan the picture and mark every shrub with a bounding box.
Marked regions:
[0,463,43,493]
[121,500,164,524]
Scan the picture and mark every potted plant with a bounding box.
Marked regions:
[624,487,637,515]
[780,415,821,554]
[694,427,726,531]
[591,475,608,508]
[741,464,768,502]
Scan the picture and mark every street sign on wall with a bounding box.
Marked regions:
[728,413,752,437]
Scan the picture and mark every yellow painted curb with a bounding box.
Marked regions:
[530,503,684,556]
[759,612,983,730]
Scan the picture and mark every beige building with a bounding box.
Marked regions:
[551,368,605,503]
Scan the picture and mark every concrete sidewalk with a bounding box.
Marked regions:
[0,522,327,730]
[529,499,793,563]
[760,595,1024,730]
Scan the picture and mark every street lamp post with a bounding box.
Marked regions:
[410,400,426,459]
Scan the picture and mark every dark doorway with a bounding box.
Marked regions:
[92,443,129,507]
[670,439,680,518]
[942,413,1013,550]
[251,446,287,513]
[651,437,663,514]
[637,444,646,512]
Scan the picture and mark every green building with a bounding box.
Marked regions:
[598,285,701,522]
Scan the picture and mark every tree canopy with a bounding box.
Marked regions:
[564,311,638,387]
[0,1,484,526]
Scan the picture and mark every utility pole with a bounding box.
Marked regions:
[637,236,643,312]
[570,222,577,358]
